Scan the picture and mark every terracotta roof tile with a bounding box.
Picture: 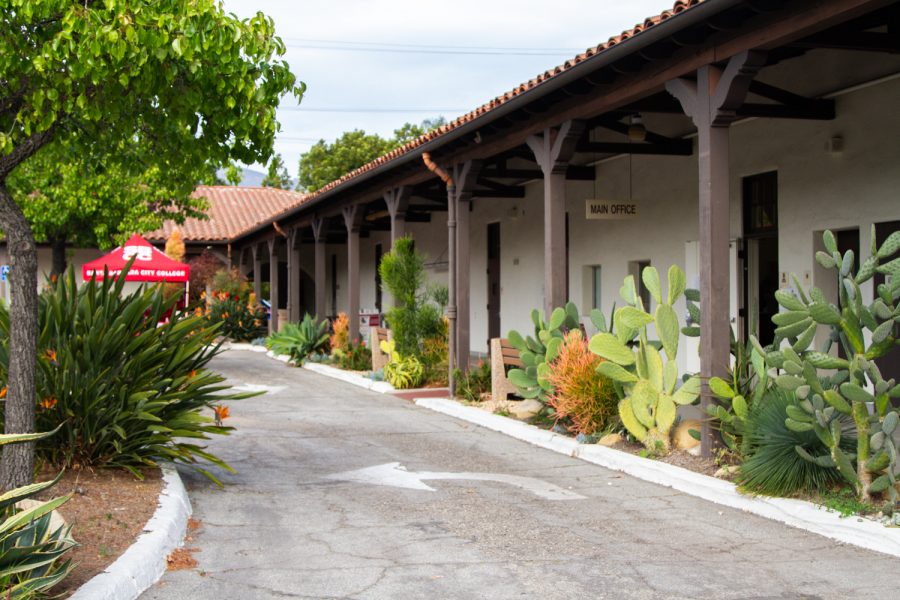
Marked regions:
[148,186,308,243]
[285,0,707,207]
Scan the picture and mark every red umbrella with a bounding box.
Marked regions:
[82,234,190,283]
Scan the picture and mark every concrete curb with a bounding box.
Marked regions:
[415,396,900,559]
[69,466,192,600]
[224,343,397,394]
[302,362,396,394]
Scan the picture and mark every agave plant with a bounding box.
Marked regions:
[0,429,76,599]
[266,313,330,364]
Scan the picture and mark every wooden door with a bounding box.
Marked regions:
[487,222,501,344]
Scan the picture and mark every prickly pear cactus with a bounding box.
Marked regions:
[771,228,900,501]
[507,302,607,403]
[588,265,700,454]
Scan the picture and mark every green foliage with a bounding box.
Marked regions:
[506,301,602,403]
[819,487,878,518]
[7,141,209,257]
[588,266,700,454]
[266,314,329,364]
[297,119,445,192]
[261,153,292,189]
[204,292,268,342]
[224,164,243,186]
[379,237,446,359]
[0,268,256,484]
[454,360,492,402]
[770,228,900,502]
[738,389,854,497]
[683,290,770,455]
[0,429,75,599]
[334,339,372,372]
[380,340,424,389]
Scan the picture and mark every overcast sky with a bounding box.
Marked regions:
[221,0,672,178]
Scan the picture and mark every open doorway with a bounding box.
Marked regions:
[875,220,900,382]
[742,171,779,346]
[487,222,501,345]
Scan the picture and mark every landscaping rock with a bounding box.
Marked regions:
[713,465,740,479]
[598,433,624,447]
[15,499,67,533]
[672,419,702,451]
[508,399,543,420]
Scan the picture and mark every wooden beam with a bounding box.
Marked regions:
[575,140,693,156]
[479,165,595,180]
[791,30,900,53]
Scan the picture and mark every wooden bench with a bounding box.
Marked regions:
[370,327,391,371]
[490,338,524,401]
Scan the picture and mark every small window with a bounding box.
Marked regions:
[374,243,383,312]
[636,260,652,310]
[743,171,778,236]
[591,266,602,310]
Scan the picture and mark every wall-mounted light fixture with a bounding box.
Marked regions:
[627,114,647,142]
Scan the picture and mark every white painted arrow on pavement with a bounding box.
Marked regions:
[326,462,585,500]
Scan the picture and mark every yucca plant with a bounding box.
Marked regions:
[738,389,855,497]
[0,429,76,599]
[0,268,258,485]
[266,313,330,364]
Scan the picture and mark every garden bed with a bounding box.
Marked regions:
[35,467,163,597]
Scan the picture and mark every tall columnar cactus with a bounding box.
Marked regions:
[507,302,608,402]
[589,265,701,454]
[772,228,900,502]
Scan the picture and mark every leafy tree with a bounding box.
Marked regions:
[224,163,243,186]
[296,118,446,193]
[261,153,291,189]
[0,0,302,488]
[8,140,209,275]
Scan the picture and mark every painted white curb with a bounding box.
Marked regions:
[221,342,267,353]
[302,362,396,394]
[70,466,192,600]
[415,397,900,559]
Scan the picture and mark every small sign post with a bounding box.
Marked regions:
[585,200,639,220]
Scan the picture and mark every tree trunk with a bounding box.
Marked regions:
[50,237,67,280]
[0,184,38,490]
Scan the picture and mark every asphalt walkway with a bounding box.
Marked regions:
[141,350,898,599]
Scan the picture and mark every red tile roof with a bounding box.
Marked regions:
[148,186,307,243]
[296,0,707,202]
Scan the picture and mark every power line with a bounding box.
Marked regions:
[284,38,583,56]
[286,44,578,56]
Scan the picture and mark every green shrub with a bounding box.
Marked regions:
[0,430,75,599]
[378,237,446,359]
[266,314,329,364]
[334,339,372,371]
[454,360,491,402]
[738,388,855,497]
[0,269,255,485]
[204,291,268,342]
[380,340,424,389]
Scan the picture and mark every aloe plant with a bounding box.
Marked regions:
[588,266,701,454]
[767,228,900,502]
[0,429,75,599]
[506,302,610,403]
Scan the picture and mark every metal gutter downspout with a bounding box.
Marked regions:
[422,153,457,397]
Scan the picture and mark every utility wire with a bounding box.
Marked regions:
[281,37,584,55]
[278,107,464,113]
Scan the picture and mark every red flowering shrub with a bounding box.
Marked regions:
[547,330,618,435]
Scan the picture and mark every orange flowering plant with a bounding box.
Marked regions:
[0,268,262,484]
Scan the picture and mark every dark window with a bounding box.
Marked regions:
[330,253,337,316]
[743,171,778,236]
[637,260,651,310]
[374,243,383,313]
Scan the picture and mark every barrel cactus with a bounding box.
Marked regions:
[589,265,700,454]
[769,228,900,502]
[507,302,608,402]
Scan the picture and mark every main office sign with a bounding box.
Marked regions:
[585,200,638,220]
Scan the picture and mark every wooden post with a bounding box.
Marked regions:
[251,243,262,305]
[267,237,280,334]
[343,205,363,343]
[527,120,585,317]
[451,161,482,374]
[384,186,410,248]
[312,218,326,320]
[666,50,766,457]
[288,228,301,322]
